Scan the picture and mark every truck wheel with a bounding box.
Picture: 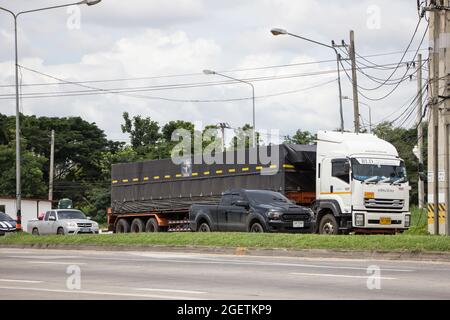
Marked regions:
[250,222,265,233]
[32,228,39,236]
[145,218,160,232]
[319,214,338,235]
[197,222,211,232]
[115,219,130,233]
[130,218,145,233]
[57,227,65,235]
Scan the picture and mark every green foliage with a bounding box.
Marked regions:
[373,121,427,205]
[284,130,317,145]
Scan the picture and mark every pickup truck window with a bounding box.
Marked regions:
[49,212,56,220]
[44,211,51,221]
[220,194,233,206]
[231,194,245,205]
[58,210,86,220]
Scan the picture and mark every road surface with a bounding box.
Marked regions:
[0,248,449,299]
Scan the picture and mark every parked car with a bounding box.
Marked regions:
[27,209,99,235]
[0,212,17,236]
[189,189,315,233]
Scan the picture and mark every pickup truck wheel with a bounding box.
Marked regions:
[198,222,211,232]
[57,227,65,235]
[250,222,265,233]
[32,228,39,236]
[145,218,159,232]
[130,218,145,233]
[115,219,130,233]
[319,214,338,235]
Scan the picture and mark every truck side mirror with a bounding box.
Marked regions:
[234,200,250,208]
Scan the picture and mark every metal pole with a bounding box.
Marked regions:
[49,130,55,202]
[417,54,424,209]
[14,15,21,231]
[349,30,360,133]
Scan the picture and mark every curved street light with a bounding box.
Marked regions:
[0,0,102,231]
[203,69,256,147]
[271,27,344,133]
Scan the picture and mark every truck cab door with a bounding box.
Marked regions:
[227,194,248,232]
[217,194,233,231]
[48,211,58,234]
[319,158,352,212]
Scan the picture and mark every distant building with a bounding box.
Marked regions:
[0,197,52,232]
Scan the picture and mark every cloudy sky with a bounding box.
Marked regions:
[0,0,428,143]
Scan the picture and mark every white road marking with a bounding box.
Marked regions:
[133,288,207,294]
[0,279,43,284]
[8,255,80,260]
[73,256,414,272]
[27,261,86,265]
[0,286,201,300]
[290,272,397,280]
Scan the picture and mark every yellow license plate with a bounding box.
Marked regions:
[380,217,391,225]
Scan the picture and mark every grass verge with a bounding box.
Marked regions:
[1,232,450,253]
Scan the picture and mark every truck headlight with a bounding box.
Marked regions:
[355,213,365,227]
[405,215,411,228]
[67,222,77,228]
[268,211,282,220]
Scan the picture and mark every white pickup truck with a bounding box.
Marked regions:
[28,209,99,235]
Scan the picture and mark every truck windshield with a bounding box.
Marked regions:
[351,158,407,183]
[246,191,292,205]
[58,211,86,220]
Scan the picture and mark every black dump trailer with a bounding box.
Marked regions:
[108,144,316,232]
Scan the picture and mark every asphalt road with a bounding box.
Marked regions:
[0,248,450,300]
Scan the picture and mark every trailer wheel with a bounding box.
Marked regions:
[197,222,211,232]
[249,222,265,233]
[318,214,338,235]
[115,219,130,233]
[130,218,145,233]
[145,218,160,232]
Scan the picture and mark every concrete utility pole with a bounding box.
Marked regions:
[48,130,55,203]
[349,30,360,133]
[425,0,450,235]
[417,54,425,209]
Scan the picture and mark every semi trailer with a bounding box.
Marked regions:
[108,130,411,234]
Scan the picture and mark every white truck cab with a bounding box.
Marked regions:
[314,130,411,234]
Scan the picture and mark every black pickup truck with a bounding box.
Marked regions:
[189,189,315,233]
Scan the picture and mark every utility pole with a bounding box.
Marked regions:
[48,130,55,203]
[417,54,425,209]
[349,30,360,133]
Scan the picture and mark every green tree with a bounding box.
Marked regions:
[373,121,426,205]
[284,129,317,145]
[121,112,160,154]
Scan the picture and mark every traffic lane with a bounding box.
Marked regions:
[1,249,450,299]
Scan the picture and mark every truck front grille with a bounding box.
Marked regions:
[77,223,92,228]
[364,198,404,210]
[282,213,310,221]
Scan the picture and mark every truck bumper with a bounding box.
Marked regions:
[267,220,315,233]
[353,211,410,231]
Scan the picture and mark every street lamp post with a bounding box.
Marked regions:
[271,28,344,133]
[0,0,101,231]
[203,70,257,147]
